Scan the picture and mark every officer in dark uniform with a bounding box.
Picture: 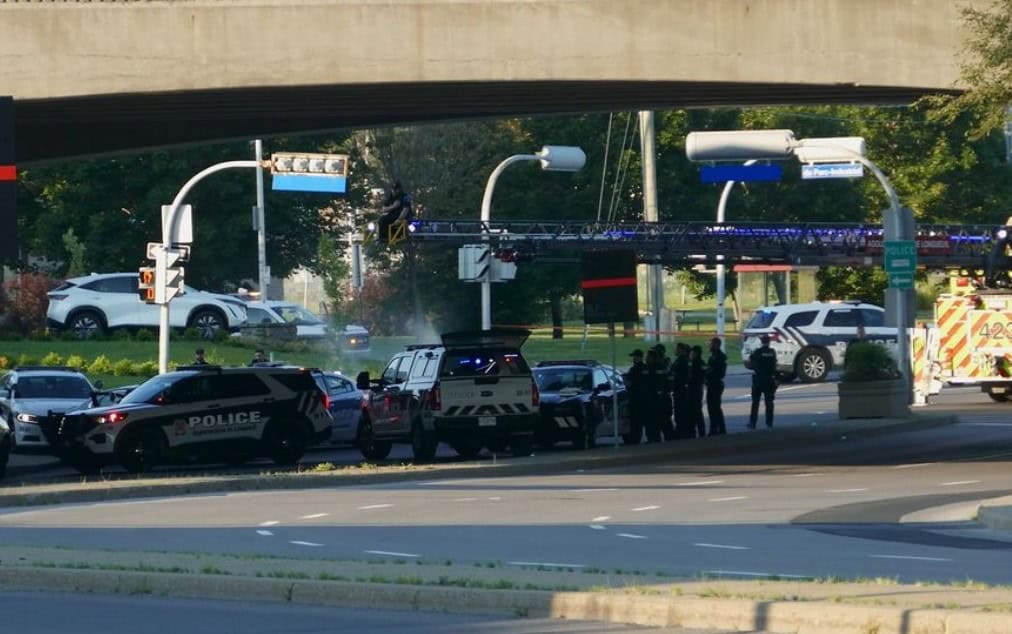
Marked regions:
[653,344,676,441]
[688,345,706,438]
[192,348,209,366]
[746,334,778,429]
[670,343,691,439]
[705,337,728,435]
[376,181,413,244]
[623,349,648,444]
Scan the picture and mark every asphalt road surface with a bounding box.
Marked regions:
[0,592,738,633]
[0,381,1009,586]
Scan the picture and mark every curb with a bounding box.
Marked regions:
[1,567,1009,634]
[978,503,1012,531]
[0,413,957,508]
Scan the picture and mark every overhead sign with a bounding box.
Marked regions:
[800,162,864,180]
[582,250,638,324]
[700,164,782,184]
[0,96,16,262]
[885,239,917,289]
[161,204,193,244]
[865,236,951,256]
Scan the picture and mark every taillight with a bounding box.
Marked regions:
[767,332,780,342]
[321,392,330,410]
[428,384,442,411]
[531,379,540,407]
[102,412,128,424]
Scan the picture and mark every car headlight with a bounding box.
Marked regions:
[16,413,38,423]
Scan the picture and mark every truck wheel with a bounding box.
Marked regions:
[357,417,392,460]
[265,422,308,465]
[411,419,437,462]
[117,427,164,474]
[510,435,534,457]
[796,348,830,383]
[450,437,483,459]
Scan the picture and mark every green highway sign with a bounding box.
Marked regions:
[888,273,914,290]
[884,239,916,289]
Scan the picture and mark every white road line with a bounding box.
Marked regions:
[678,480,724,486]
[452,497,478,502]
[939,480,982,487]
[290,541,324,547]
[589,524,606,530]
[870,554,952,562]
[299,513,328,519]
[510,561,586,568]
[617,533,648,540]
[365,550,421,558]
[632,505,660,512]
[358,504,394,510]
[694,543,749,551]
[792,473,824,478]
[893,463,935,469]
[258,521,279,527]
[591,516,611,522]
[255,530,273,536]
[571,488,619,493]
[488,497,501,501]
[707,570,809,579]
[709,496,748,502]
[960,422,1012,427]
[826,488,869,493]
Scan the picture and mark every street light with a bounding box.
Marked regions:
[479,145,586,331]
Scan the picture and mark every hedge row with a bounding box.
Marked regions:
[0,353,159,378]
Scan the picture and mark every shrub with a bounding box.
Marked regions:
[16,353,38,367]
[88,355,113,375]
[134,361,158,376]
[112,329,133,341]
[65,355,87,371]
[135,329,155,342]
[112,359,134,376]
[842,341,899,382]
[40,352,63,367]
[0,356,9,370]
[3,273,57,335]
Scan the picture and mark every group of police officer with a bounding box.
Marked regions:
[624,334,779,442]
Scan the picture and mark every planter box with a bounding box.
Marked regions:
[838,379,910,419]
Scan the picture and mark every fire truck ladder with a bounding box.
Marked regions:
[401,219,1001,268]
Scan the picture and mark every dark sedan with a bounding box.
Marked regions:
[532,361,635,449]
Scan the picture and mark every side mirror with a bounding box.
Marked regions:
[596,382,611,392]
[356,371,371,391]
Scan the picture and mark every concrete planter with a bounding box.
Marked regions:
[838,379,909,419]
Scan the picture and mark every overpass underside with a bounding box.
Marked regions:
[17,80,948,164]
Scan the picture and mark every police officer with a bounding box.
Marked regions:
[746,334,778,429]
[688,345,706,438]
[653,344,676,441]
[643,349,664,443]
[623,349,648,444]
[376,181,413,244]
[249,348,268,366]
[192,348,209,366]
[705,337,727,435]
[670,343,691,439]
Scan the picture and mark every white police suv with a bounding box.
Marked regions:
[54,366,332,474]
[741,301,895,383]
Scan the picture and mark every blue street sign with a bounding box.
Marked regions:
[271,173,347,194]
[700,164,783,184]
[801,162,864,180]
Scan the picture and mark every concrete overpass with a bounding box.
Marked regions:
[2,0,980,163]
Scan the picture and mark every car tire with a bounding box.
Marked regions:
[116,427,165,474]
[450,436,483,459]
[356,417,392,461]
[510,435,534,457]
[988,392,1009,403]
[795,348,830,383]
[411,419,437,462]
[265,422,308,466]
[188,308,227,340]
[68,309,106,340]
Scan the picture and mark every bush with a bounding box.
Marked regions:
[112,329,133,341]
[112,358,134,376]
[842,341,900,382]
[88,355,113,375]
[134,361,158,376]
[40,352,63,367]
[3,273,57,335]
[0,356,9,370]
[16,353,38,367]
[65,355,87,371]
[135,329,155,342]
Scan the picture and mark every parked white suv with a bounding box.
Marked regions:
[47,272,247,339]
[740,301,895,383]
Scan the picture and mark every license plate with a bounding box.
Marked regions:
[478,416,496,427]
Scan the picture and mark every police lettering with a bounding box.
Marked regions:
[187,411,262,428]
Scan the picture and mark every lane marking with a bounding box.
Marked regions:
[589,524,606,530]
[959,422,1012,427]
[571,488,619,493]
[259,521,279,527]
[707,569,809,579]
[870,554,952,562]
[299,513,328,519]
[709,496,748,502]
[358,504,394,510]
[509,561,587,568]
[365,550,421,558]
[792,473,824,478]
[256,530,273,536]
[452,497,478,502]
[488,497,501,501]
[678,480,724,486]
[617,533,648,540]
[826,488,868,493]
[694,543,749,551]
[939,480,981,487]
[632,505,660,512]
[591,516,611,522]
[290,541,324,547]
[893,463,935,469]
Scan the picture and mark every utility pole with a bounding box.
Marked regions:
[639,111,663,339]
[254,139,269,300]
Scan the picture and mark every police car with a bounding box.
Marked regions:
[741,301,895,383]
[54,366,332,474]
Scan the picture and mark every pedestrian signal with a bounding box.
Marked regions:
[138,267,156,304]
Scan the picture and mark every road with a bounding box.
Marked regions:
[0,379,1009,586]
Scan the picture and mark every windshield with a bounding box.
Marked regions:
[439,349,530,378]
[533,368,594,392]
[274,305,323,325]
[118,373,189,405]
[745,309,777,330]
[15,375,92,399]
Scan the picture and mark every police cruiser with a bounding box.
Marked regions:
[741,301,895,383]
[55,365,332,474]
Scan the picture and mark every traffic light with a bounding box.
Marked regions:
[138,267,156,304]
